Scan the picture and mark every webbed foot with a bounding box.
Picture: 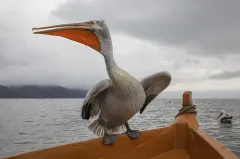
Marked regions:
[126,130,141,139]
[103,134,118,145]
[124,122,141,139]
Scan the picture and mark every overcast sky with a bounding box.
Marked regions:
[1,0,240,98]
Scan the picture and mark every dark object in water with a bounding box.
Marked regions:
[220,116,233,124]
[217,110,233,124]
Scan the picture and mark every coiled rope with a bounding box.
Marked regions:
[175,102,197,118]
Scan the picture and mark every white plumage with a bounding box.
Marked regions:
[32,20,171,144]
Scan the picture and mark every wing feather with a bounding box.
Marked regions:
[140,71,171,114]
[81,79,112,119]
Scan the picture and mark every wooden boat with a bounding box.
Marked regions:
[4,91,238,159]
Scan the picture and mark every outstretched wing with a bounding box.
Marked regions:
[81,79,112,120]
[140,71,171,114]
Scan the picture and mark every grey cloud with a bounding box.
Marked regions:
[173,63,182,70]
[52,0,240,56]
[185,59,200,64]
[0,14,106,88]
[1,0,240,93]
[0,43,30,69]
[171,58,200,70]
[209,70,240,80]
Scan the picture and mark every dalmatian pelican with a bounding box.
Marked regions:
[32,20,171,145]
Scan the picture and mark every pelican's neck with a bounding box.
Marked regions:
[101,39,118,72]
[104,52,117,71]
[101,38,131,91]
[104,51,128,93]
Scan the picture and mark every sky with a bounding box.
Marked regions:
[0,0,240,98]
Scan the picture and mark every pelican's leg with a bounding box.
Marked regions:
[103,125,117,145]
[125,122,140,139]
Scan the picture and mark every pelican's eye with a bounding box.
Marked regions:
[89,21,95,25]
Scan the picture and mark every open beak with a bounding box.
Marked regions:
[32,22,101,52]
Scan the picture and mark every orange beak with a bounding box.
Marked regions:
[32,22,101,52]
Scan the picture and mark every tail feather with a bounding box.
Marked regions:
[89,119,104,137]
[88,119,124,137]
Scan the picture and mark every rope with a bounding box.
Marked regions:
[175,102,197,118]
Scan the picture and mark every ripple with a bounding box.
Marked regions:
[14,141,37,145]
[0,98,240,158]
[24,121,34,123]
[42,142,56,145]
[17,132,28,135]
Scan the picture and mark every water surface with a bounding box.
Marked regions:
[0,99,239,158]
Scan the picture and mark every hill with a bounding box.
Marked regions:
[0,85,87,98]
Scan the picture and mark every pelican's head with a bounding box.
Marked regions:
[32,20,112,55]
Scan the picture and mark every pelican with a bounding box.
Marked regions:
[32,20,171,144]
[216,110,233,124]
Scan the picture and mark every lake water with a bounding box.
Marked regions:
[0,98,239,158]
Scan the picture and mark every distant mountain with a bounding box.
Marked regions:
[0,85,87,98]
